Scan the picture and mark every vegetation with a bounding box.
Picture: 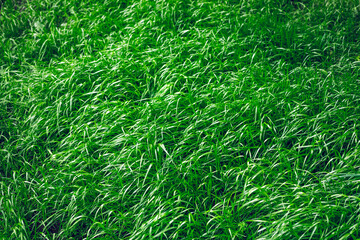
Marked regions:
[1,0,360,239]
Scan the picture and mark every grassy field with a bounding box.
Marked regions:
[1,0,360,239]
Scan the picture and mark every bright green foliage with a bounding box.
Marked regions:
[1,0,360,239]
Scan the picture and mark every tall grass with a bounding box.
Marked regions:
[1,0,360,239]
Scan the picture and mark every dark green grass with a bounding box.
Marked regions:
[1,0,360,239]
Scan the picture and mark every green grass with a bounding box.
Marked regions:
[1,0,360,239]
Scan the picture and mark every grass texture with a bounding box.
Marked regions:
[1,0,360,239]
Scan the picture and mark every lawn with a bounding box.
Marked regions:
[1,0,360,239]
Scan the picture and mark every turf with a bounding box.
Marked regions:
[1,0,360,239]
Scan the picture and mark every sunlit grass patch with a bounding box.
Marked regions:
[1,0,360,239]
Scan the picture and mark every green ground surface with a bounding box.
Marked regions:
[1,0,360,239]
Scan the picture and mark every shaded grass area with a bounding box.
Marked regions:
[1,0,360,239]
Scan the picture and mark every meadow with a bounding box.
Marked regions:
[1,0,360,239]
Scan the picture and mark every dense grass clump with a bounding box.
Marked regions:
[1,0,360,239]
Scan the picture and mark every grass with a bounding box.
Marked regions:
[1,0,360,239]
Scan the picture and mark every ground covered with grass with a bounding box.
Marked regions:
[1,0,360,239]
